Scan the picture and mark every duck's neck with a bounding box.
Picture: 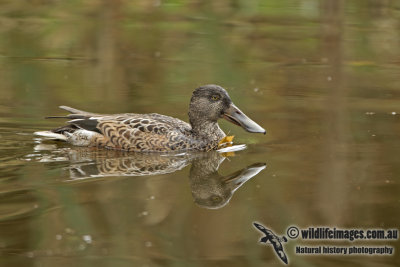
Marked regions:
[190,118,226,142]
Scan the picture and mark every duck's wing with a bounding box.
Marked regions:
[58,106,189,127]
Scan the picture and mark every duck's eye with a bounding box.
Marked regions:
[211,195,222,202]
[211,95,220,101]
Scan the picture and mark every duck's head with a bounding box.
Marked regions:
[188,85,266,134]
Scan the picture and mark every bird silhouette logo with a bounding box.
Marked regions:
[253,222,289,264]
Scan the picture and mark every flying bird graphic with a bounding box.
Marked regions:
[253,222,288,264]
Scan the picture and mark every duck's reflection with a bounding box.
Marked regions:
[35,144,266,209]
[189,152,265,209]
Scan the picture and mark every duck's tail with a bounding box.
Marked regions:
[34,124,79,141]
[44,106,99,120]
[58,105,98,116]
[35,106,104,146]
[34,131,68,141]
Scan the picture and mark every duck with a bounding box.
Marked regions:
[34,84,266,152]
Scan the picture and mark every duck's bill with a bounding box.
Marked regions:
[223,103,266,134]
[226,163,266,193]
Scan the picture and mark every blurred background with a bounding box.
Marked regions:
[0,0,399,266]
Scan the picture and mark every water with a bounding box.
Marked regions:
[0,1,399,266]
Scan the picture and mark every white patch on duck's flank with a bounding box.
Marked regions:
[66,129,99,146]
[34,131,68,141]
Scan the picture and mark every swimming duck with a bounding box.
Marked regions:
[35,85,266,152]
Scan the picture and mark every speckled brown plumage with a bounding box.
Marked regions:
[35,85,266,152]
[85,113,219,152]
